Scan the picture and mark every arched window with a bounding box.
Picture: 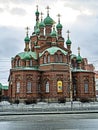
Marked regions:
[18,60,21,66]
[47,55,50,63]
[16,59,21,67]
[59,54,63,62]
[30,60,33,67]
[16,82,20,93]
[45,81,49,93]
[84,80,89,93]
[55,54,59,62]
[44,55,47,64]
[27,81,32,93]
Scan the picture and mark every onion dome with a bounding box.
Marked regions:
[66,38,71,45]
[76,47,82,63]
[35,28,40,35]
[39,12,45,28]
[56,23,62,29]
[24,27,30,42]
[44,15,54,25]
[44,6,54,25]
[50,26,57,37]
[24,35,30,42]
[39,21,45,28]
[56,14,63,29]
[35,5,39,16]
[66,30,71,45]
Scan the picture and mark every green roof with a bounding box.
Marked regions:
[24,36,30,42]
[56,23,62,29]
[72,68,92,73]
[0,83,8,90]
[44,15,54,25]
[39,46,68,57]
[35,10,39,16]
[12,66,38,71]
[16,51,37,60]
[35,28,40,35]
[71,54,77,59]
[77,54,82,63]
[2,86,8,90]
[39,21,45,28]
[66,38,71,45]
[50,28,57,37]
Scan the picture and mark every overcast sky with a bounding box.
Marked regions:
[0,0,98,85]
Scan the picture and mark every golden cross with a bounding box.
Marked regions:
[25,27,30,36]
[57,14,61,23]
[36,5,38,11]
[78,47,80,54]
[66,30,70,38]
[46,6,50,15]
[41,12,43,21]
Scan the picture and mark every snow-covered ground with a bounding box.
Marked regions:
[0,101,98,112]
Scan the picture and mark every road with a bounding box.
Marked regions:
[0,113,98,130]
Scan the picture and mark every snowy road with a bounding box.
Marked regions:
[0,113,98,130]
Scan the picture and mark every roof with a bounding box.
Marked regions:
[44,15,54,25]
[56,23,62,29]
[72,68,93,73]
[39,46,68,57]
[16,51,37,60]
[0,83,8,90]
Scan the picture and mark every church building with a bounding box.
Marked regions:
[8,6,96,103]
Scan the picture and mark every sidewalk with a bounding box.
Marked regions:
[0,101,98,115]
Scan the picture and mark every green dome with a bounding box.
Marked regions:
[39,21,45,28]
[35,28,40,35]
[77,55,82,63]
[16,51,37,60]
[40,46,68,57]
[24,36,30,42]
[66,39,71,45]
[44,15,54,25]
[50,28,57,37]
[35,10,39,16]
[56,23,62,29]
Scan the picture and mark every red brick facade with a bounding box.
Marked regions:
[8,6,96,102]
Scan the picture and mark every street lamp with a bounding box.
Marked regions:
[10,81,13,104]
[69,55,73,110]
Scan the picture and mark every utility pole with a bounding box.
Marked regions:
[69,54,73,110]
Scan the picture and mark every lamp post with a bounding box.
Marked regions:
[10,81,13,104]
[69,55,73,110]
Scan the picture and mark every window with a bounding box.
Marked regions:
[38,83,41,93]
[30,60,33,66]
[47,55,50,63]
[16,82,20,93]
[27,81,32,93]
[55,54,59,62]
[16,59,21,67]
[45,81,49,93]
[57,81,63,93]
[44,55,47,63]
[59,55,63,62]
[84,81,89,93]
[73,84,77,95]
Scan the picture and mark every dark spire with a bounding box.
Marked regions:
[35,5,39,21]
[46,6,50,16]
[24,27,30,52]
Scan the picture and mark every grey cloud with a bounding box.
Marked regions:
[0,8,4,13]
[0,26,24,58]
[10,8,27,16]
[0,0,33,5]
